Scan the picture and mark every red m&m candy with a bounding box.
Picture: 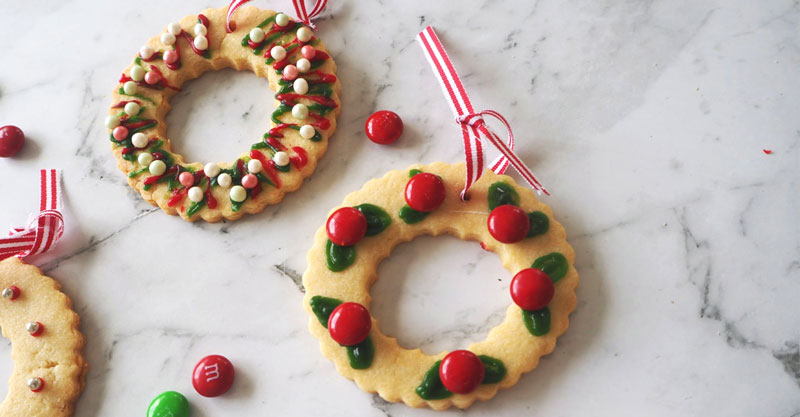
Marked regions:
[404,173,446,212]
[365,110,403,145]
[192,354,235,397]
[326,207,367,246]
[328,302,371,346]
[487,205,529,243]
[0,125,25,158]
[439,350,485,394]
[510,268,554,311]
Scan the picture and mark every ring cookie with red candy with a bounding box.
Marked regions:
[302,162,578,410]
[106,7,340,222]
[0,257,87,417]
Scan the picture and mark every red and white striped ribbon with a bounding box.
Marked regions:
[416,26,549,198]
[227,0,328,32]
[0,169,64,261]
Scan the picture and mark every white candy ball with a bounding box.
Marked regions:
[168,22,182,36]
[293,78,309,94]
[105,115,120,129]
[123,81,138,95]
[194,23,207,36]
[270,45,286,61]
[249,27,265,43]
[273,151,290,166]
[247,159,263,173]
[194,35,208,51]
[130,65,145,81]
[296,58,311,73]
[299,124,315,139]
[124,101,140,116]
[140,45,154,59]
[297,27,313,43]
[275,13,289,27]
[230,185,247,202]
[161,33,176,45]
[131,132,148,148]
[188,186,204,203]
[138,152,154,166]
[292,103,309,120]
[149,160,166,176]
[217,173,232,188]
[203,162,221,178]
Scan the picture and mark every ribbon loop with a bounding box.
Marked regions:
[227,0,328,32]
[417,26,549,198]
[0,170,64,261]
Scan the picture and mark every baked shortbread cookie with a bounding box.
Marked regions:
[302,162,578,410]
[105,7,341,222]
[0,257,87,417]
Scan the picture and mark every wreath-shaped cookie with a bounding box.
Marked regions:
[302,162,578,410]
[0,257,87,416]
[105,6,340,222]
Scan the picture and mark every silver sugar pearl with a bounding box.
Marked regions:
[26,322,40,335]
[27,377,42,391]
[2,288,14,299]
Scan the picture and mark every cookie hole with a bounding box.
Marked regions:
[165,67,273,164]
[372,235,509,355]
[0,334,10,400]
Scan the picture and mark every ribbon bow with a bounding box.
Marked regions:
[416,26,549,199]
[227,0,328,32]
[0,169,64,261]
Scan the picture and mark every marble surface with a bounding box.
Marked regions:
[1,0,799,415]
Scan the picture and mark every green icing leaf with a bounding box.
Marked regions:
[355,204,391,236]
[408,169,423,178]
[398,204,429,224]
[346,336,374,369]
[526,211,550,238]
[326,239,356,272]
[309,295,342,328]
[488,181,519,211]
[532,252,568,282]
[186,200,205,217]
[128,167,149,178]
[415,361,452,400]
[522,307,551,336]
[478,355,507,384]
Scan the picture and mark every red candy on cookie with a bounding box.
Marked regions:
[192,354,235,397]
[326,207,367,246]
[328,302,371,346]
[404,173,446,212]
[0,125,25,158]
[487,205,529,243]
[365,110,403,145]
[439,350,485,394]
[510,268,554,311]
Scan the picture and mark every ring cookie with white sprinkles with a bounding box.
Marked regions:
[302,162,578,410]
[0,257,87,417]
[107,7,341,222]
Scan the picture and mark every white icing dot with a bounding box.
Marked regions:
[297,27,313,43]
[230,185,247,202]
[270,46,286,61]
[124,102,140,116]
[105,115,120,129]
[168,22,182,36]
[123,81,138,95]
[292,103,309,120]
[203,162,221,178]
[296,58,311,73]
[194,35,208,51]
[247,159,263,173]
[217,173,232,188]
[299,124,315,139]
[139,45,154,59]
[249,27,265,43]
[188,186,204,203]
[149,160,167,176]
[130,65,145,82]
[293,78,309,95]
[275,13,289,27]
[131,132,148,148]
[273,151,290,166]
[138,152,153,166]
[161,32,176,45]
[194,23,207,36]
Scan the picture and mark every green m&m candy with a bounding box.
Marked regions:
[147,391,189,417]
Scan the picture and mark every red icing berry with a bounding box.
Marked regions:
[192,354,235,398]
[328,302,371,346]
[510,268,554,311]
[439,350,485,394]
[326,207,367,246]
[404,173,446,212]
[365,110,403,145]
[0,125,25,158]
[487,205,530,243]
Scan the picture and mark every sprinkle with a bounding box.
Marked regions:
[762,149,773,154]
